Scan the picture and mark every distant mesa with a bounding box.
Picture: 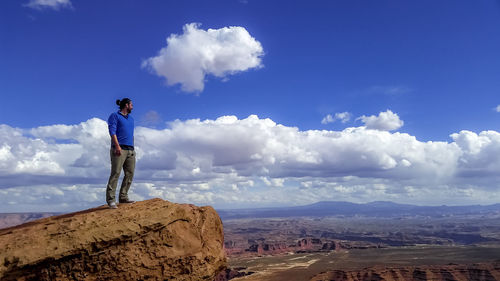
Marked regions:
[0,199,226,281]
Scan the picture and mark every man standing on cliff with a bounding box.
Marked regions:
[106,98,136,209]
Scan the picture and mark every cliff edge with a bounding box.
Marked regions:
[0,198,226,281]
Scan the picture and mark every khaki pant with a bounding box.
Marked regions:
[106,149,136,203]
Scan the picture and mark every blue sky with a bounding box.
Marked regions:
[1,0,500,212]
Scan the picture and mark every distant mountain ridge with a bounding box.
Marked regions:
[217,201,500,220]
[0,213,60,229]
[2,201,500,226]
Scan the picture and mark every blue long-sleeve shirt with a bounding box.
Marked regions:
[108,111,134,147]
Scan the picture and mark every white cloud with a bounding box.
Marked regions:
[142,23,264,93]
[321,112,351,124]
[495,105,500,112]
[321,114,334,124]
[2,113,500,211]
[450,130,500,177]
[336,112,351,123]
[24,0,72,10]
[358,110,404,131]
[140,110,163,127]
[368,86,412,96]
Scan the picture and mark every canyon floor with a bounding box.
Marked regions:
[222,210,500,280]
[228,245,500,280]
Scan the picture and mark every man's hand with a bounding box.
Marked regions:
[111,135,121,156]
[114,146,122,156]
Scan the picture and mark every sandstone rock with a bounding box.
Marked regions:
[0,198,226,281]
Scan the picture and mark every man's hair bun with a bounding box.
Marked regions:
[116,98,131,109]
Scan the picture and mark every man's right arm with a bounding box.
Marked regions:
[111,134,121,156]
[108,113,121,156]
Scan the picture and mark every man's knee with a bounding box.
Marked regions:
[123,171,134,179]
[110,169,121,177]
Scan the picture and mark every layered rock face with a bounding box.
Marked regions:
[224,237,374,257]
[310,263,500,281]
[0,198,226,281]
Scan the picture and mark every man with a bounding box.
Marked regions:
[106,98,136,209]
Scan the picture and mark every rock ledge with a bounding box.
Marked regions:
[0,198,226,281]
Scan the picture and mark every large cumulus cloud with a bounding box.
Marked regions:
[1,112,500,211]
[142,23,264,93]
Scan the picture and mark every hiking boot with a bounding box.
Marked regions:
[119,199,135,204]
[108,202,118,209]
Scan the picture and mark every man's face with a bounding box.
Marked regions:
[125,101,133,114]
